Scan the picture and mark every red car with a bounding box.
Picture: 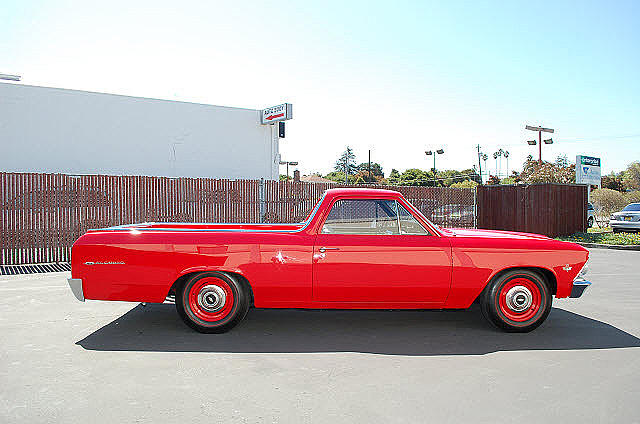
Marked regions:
[68,188,591,333]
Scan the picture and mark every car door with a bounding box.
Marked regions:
[312,198,452,305]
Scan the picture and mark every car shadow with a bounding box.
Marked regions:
[76,304,640,356]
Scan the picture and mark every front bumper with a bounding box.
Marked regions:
[570,280,591,298]
[609,220,640,231]
[67,278,85,302]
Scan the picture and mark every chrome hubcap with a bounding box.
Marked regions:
[505,286,533,312]
[197,285,226,312]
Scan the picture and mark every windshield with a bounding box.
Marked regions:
[622,203,640,212]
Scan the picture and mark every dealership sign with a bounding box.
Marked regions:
[261,103,292,124]
[575,155,601,186]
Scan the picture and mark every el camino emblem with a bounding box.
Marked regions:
[562,265,572,271]
[84,261,126,265]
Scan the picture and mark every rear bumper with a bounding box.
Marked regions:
[570,280,591,298]
[67,278,85,302]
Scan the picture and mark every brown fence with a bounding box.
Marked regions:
[476,183,587,237]
[0,172,475,265]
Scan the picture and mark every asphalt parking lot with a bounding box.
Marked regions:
[1,248,639,424]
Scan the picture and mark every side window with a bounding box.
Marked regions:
[322,199,399,235]
[397,203,431,235]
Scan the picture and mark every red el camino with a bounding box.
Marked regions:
[68,188,591,333]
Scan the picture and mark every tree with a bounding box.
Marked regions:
[397,168,432,186]
[624,191,640,204]
[356,162,384,178]
[388,169,401,185]
[334,147,357,176]
[519,157,575,184]
[500,177,516,185]
[486,175,501,185]
[324,171,356,184]
[555,154,569,168]
[602,172,624,191]
[591,188,626,219]
[623,161,640,190]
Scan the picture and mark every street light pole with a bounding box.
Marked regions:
[425,149,445,186]
[525,125,554,164]
[279,160,299,181]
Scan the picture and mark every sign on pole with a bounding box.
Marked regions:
[576,155,601,186]
[261,103,292,124]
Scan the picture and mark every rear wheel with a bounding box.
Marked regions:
[176,271,250,333]
[480,270,552,333]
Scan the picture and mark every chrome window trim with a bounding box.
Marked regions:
[88,193,327,234]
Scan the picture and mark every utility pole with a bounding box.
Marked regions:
[368,149,371,182]
[525,125,554,164]
[477,145,483,184]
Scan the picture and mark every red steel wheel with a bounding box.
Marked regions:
[176,271,250,333]
[480,269,552,333]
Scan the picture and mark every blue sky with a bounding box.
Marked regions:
[2,0,639,177]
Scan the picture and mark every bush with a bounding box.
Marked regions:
[450,180,478,188]
[591,188,627,217]
[624,191,640,204]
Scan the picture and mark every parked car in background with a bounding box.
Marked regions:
[587,203,594,228]
[610,203,640,233]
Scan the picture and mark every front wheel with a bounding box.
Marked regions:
[587,216,594,228]
[176,271,250,333]
[480,270,552,332]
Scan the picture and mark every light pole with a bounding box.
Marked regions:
[481,153,488,183]
[525,125,554,163]
[279,160,299,181]
[425,148,444,186]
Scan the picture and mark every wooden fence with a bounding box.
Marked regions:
[0,172,475,265]
[476,183,587,237]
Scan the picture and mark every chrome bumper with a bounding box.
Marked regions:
[570,280,591,298]
[609,220,640,230]
[67,278,85,302]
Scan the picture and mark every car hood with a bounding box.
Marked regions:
[440,227,552,241]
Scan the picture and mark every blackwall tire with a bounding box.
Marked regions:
[480,269,552,333]
[587,217,594,228]
[176,271,250,333]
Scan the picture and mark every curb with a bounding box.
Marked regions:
[576,242,640,251]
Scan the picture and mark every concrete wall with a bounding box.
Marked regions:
[0,83,279,179]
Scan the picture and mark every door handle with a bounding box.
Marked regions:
[318,247,340,253]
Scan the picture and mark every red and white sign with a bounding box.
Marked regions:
[261,103,292,124]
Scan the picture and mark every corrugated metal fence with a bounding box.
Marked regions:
[476,183,587,237]
[0,172,475,265]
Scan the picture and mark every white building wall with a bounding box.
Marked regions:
[0,83,279,180]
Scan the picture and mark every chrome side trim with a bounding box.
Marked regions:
[67,278,85,302]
